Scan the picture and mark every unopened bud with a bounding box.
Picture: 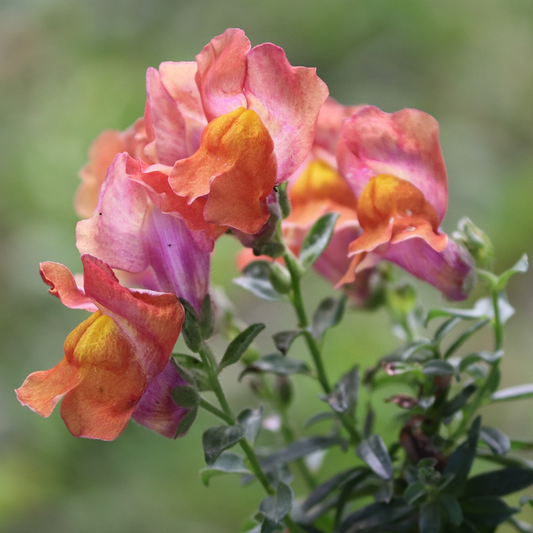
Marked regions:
[453,217,494,270]
[268,262,292,294]
[274,376,293,407]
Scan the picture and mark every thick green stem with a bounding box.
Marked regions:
[492,290,504,352]
[283,251,361,444]
[199,397,234,425]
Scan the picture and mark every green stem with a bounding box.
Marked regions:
[198,341,302,533]
[283,251,361,444]
[199,397,233,425]
[492,290,504,352]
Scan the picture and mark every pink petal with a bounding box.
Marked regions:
[77,153,151,274]
[244,43,329,183]
[384,238,475,301]
[338,106,448,221]
[39,262,98,312]
[144,67,189,165]
[195,28,249,121]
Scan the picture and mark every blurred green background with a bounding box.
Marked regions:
[1,0,533,531]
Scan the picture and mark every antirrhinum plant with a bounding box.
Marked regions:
[16,29,533,533]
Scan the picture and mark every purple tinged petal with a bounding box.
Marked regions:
[132,360,190,439]
[384,238,476,301]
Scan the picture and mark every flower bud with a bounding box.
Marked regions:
[453,217,494,270]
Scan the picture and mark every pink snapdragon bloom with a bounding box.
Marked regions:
[16,255,188,440]
[237,99,373,304]
[76,153,211,314]
[337,106,475,300]
[138,28,329,235]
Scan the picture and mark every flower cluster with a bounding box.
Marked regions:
[17,28,474,440]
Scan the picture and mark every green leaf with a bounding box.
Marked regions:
[491,383,533,403]
[476,448,533,470]
[441,384,477,418]
[419,501,441,533]
[461,496,519,527]
[304,411,337,429]
[438,494,463,526]
[260,436,346,472]
[174,405,198,438]
[320,366,359,415]
[422,360,456,376]
[464,468,533,498]
[180,300,203,353]
[234,261,290,302]
[272,330,303,355]
[171,385,200,409]
[172,353,212,391]
[302,467,367,512]
[241,354,310,378]
[404,481,426,505]
[202,424,246,465]
[459,351,503,372]
[200,452,251,486]
[299,212,340,271]
[219,323,266,371]
[356,435,394,480]
[199,294,215,340]
[312,295,347,340]
[494,254,528,292]
[511,439,533,452]
[443,416,481,495]
[339,498,414,533]
[479,427,510,456]
[259,481,294,533]
[237,407,263,445]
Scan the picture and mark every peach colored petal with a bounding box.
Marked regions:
[39,262,98,312]
[170,108,277,234]
[349,174,447,255]
[15,358,81,418]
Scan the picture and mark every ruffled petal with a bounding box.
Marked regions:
[144,67,190,165]
[384,238,476,301]
[76,153,152,274]
[338,106,448,220]
[169,107,277,233]
[132,361,190,438]
[15,357,81,418]
[244,43,329,182]
[60,354,145,440]
[81,254,184,379]
[39,261,98,312]
[195,28,249,121]
[349,174,447,255]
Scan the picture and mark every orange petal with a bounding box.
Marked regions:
[169,107,277,233]
[287,160,357,228]
[15,358,81,418]
[349,174,447,255]
[61,311,146,440]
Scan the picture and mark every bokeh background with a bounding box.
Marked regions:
[1,0,533,531]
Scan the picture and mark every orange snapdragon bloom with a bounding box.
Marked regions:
[16,255,186,440]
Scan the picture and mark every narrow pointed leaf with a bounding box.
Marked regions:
[234,261,290,302]
[312,295,347,340]
[200,452,251,486]
[422,360,456,376]
[491,384,533,403]
[494,254,528,292]
[200,294,215,340]
[299,212,340,271]
[464,468,533,498]
[356,435,393,480]
[180,302,203,353]
[202,424,246,465]
[461,496,519,527]
[480,427,510,456]
[237,406,263,445]
[175,406,198,438]
[219,323,266,371]
[272,330,303,355]
[438,494,463,526]
[241,354,310,378]
[419,501,441,533]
